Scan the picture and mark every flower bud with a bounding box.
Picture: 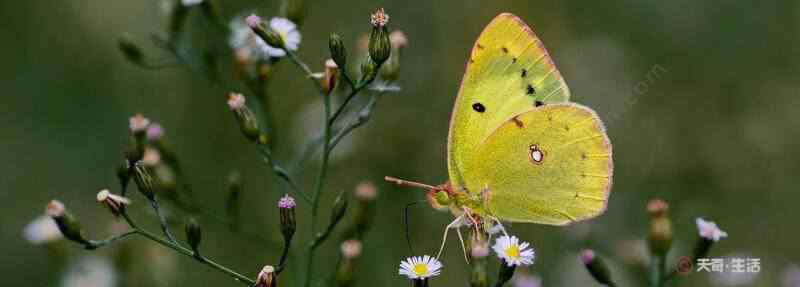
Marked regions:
[646,199,672,257]
[117,161,132,194]
[247,16,285,50]
[368,8,391,66]
[329,192,349,228]
[185,218,202,255]
[359,55,378,84]
[226,171,242,230]
[580,249,615,286]
[322,59,339,95]
[46,200,89,245]
[256,265,276,287]
[132,161,156,200]
[379,30,407,81]
[692,218,727,260]
[96,189,131,218]
[227,93,264,143]
[354,181,377,202]
[118,35,144,66]
[329,33,347,68]
[341,239,362,259]
[278,194,296,241]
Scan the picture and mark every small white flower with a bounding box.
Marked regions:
[61,256,116,287]
[493,235,535,266]
[399,255,443,279]
[129,114,150,132]
[23,215,63,244]
[181,0,203,6]
[340,239,362,259]
[696,218,728,241]
[227,93,246,110]
[263,17,301,57]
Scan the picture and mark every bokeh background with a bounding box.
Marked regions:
[2,0,798,286]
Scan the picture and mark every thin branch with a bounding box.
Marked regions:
[327,92,382,153]
[85,229,138,250]
[113,209,255,286]
[257,144,312,203]
[148,196,180,244]
[285,49,325,95]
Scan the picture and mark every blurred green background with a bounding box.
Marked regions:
[2,0,798,286]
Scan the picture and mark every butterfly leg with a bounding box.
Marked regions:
[456,227,470,263]
[436,214,465,260]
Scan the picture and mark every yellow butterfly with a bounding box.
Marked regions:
[387,12,613,249]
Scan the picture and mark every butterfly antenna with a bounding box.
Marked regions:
[385,176,439,191]
[403,200,426,254]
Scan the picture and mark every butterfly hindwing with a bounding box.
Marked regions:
[463,104,613,225]
[447,13,571,194]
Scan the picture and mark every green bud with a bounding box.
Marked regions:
[117,35,144,66]
[116,161,131,195]
[368,9,391,65]
[227,93,263,143]
[251,25,285,50]
[329,33,347,68]
[132,162,155,200]
[46,200,89,245]
[226,171,242,230]
[359,56,378,84]
[278,194,296,242]
[646,199,672,257]
[185,218,202,255]
[581,249,615,286]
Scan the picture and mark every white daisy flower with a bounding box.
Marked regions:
[229,16,301,60]
[398,255,443,279]
[493,235,535,266]
[696,218,728,242]
[263,17,301,57]
[23,215,63,244]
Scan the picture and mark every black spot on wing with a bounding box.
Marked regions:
[526,84,536,95]
[521,69,527,78]
[472,103,486,113]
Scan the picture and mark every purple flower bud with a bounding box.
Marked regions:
[278,194,296,209]
[146,123,164,140]
[245,14,262,29]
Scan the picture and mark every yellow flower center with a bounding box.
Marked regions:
[505,245,520,259]
[413,264,428,276]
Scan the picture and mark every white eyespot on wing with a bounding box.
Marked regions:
[529,144,544,164]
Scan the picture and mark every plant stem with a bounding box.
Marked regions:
[116,210,255,285]
[148,197,179,244]
[304,76,334,287]
[285,50,325,94]
[86,230,138,249]
[328,82,366,126]
[327,93,381,152]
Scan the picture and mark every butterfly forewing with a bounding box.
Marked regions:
[447,13,571,194]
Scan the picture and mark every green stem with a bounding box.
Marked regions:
[304,74,334,287]
[117,211,255,285]
[148,197,179,244]
[328,82,367,126]
[85,230,138,249]
[285,50,325,94]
